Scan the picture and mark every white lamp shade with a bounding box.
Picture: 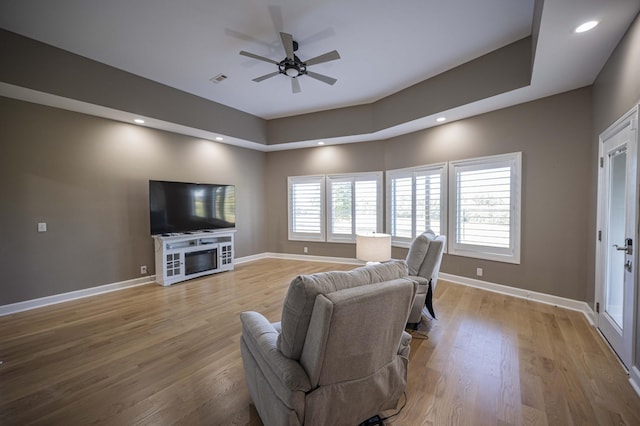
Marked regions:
[356,233,392,262]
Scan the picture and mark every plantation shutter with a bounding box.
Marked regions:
[387,164,446,246]
[456,166,511,247]
[390,175,413,239]
[416,171,442,236]
[448,152,521,263]
[288,176,325,241]
[327,173,382,242]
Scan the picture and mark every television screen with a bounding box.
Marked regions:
[149,180,236,235]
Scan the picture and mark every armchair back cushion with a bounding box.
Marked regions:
[405,230,446,322]
[300,278,415,387]
[406,230,444,279]
[278,260,408,360]
[300,279,415,424]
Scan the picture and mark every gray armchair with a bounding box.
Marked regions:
[406,230,446,325]
[240,260,416,426]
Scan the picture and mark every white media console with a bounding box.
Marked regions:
[153,229,235,286]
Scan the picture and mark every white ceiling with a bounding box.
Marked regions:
[0,0,639,146]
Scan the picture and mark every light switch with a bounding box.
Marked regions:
[37,222,47,233]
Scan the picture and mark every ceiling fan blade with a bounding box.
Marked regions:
[291,77,301,93]
[252,71,280,82]
[306,71,337,85]
[226,29,272,50]
[304,50,341,66]
[268,5,283,33]
[239,51,279,65]
[280,32,295,60]
[299,28,336,46]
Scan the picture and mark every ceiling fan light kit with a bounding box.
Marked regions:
[239,31,340,93]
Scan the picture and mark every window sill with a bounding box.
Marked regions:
[448,247,520,264]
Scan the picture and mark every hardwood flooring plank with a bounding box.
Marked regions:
[1,259,639,425]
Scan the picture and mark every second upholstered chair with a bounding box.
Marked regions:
[405,230,446,325]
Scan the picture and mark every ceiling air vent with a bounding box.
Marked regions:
[210,73,228,84]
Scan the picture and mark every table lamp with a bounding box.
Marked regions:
[356,232,392,264]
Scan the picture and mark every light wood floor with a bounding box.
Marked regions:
[1,259,639,425]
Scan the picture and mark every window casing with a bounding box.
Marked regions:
[386,164,447,247]
[288,175,325,241]
[327,172,383,242]
[448,152,521,263]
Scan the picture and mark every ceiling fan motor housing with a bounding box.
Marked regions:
[280,55,306,78]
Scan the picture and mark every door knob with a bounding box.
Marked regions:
[614,244,630,253]
[613,238,633,255]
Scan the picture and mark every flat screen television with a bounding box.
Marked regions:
[149,180,236,235]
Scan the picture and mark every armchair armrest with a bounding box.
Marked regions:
[240,311,311,393]
[398,331,412,359]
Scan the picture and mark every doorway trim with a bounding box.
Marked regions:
[595,103,639,390]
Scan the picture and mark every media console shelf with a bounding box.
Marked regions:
[153,229,236,286]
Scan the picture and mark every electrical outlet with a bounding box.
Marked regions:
[140,265,147,275]
[476,267,483,277]
[303,247,308,253]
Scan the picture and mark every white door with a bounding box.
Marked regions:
[596,107,638,369]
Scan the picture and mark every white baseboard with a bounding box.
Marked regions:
[234,253,270,264]
[0,276,156,316]
[630,366,640,398]
[260,252,363,265]
[0,252,595,328]
[439,272,596,326]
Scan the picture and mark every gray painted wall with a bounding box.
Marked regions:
[265,87,593,302]
[267,37,532,145]
[0,29,268,145]
[592,11,640,377]
[0,97,268,305]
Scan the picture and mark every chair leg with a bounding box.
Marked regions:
[425,282,436,319]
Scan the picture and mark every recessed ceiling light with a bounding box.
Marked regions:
[215,137,223,141]
[134,118,145,124]
[436,117,446,123]
[575,20,599,33]
[317,141,325,145]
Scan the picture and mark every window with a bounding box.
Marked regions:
[288,175,325,241]
[288,173,383,243]
[327,172,383,242]
[386,164,447,247]
[449,152,521,263]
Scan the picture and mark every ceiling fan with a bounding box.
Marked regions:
[239,32,340,94]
